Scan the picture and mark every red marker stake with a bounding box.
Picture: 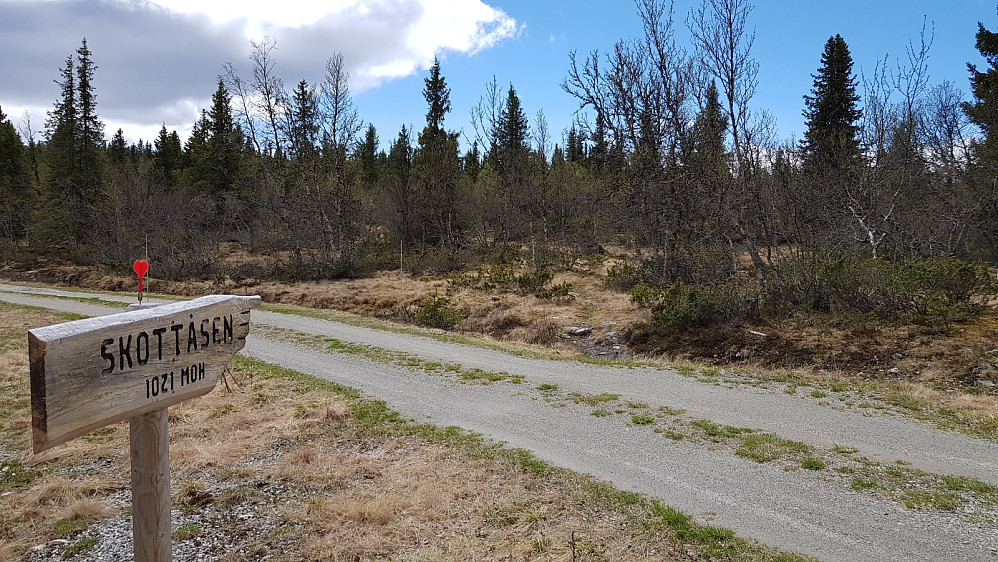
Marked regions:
[133,259,149,304]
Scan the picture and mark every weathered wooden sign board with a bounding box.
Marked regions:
[29,295,261,453]
[28,294,261,561]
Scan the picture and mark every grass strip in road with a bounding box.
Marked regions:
[255,324,525,384]
[536,381,998,522]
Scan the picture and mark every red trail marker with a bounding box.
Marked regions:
[133,259,149,303]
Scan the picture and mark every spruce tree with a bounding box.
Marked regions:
[287,80,320,161]
[109,128,127,165]
[493,85,530,241]
[385,126,415,244]
[965,16,998,259]
[202,80,243,194]
[0,106,22,184]
[802,34,862,170]
[496,85,529,171]
[36,39,107,258]
[75,37,103,194]
[421,57,451,142]
[357,123,379,184]
[463,141,481,182]
[153,124,183,182]
[566,125,586,164]
[966,19,998,162]
[413,58,462,246]
[0,106,27,240]
[45,54,77,186]
[684,81,728,179]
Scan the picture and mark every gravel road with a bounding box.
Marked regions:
[4,284,998,561]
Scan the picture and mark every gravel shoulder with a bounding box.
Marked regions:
[4,284,998,561]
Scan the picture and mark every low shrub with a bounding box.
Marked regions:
[535,282,574,300]
[630,283,665,308]
[604,262,648,291]
[766,255,995,322]
[516,269,553,293]
[645,282,743,330]
[414,295,465,330]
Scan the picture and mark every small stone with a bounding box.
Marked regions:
[976,379,996,389]
[735,348,751,360]
[891,353,905,360]
[887,367,901,374]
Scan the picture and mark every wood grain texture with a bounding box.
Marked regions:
[29,295,261,453]
[130,409,170,562]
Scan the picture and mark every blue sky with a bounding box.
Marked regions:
[0,0,994,152]
[358,0,995,151]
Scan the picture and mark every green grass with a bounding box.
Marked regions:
[257,326,524,385]
[648,501,736,557]
[690,420,754,439]
[658,406,686,416]
[655,428,687,440]
[0,460,38,488]
[676,365,698,377]
[939,475,998,495]
[630,413,656,425]
[800,457,826,470]
[53,516,89,537]
[810,390,828,399]
[536,383,559,391]
[735,434,811,463]
[851,478,877,490]
[591,409,613,417]
[901,490,964,511]
[175,523,202,540]
[62,537,99,556]
[571,392,620,406]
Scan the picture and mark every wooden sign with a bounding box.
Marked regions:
[29,294,261,453]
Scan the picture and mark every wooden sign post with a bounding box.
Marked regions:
[28,294,261,561]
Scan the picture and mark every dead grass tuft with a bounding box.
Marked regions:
[61,498,111,520]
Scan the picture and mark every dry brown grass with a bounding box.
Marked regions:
[0,301,753,561]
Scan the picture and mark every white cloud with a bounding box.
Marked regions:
[145,0,354,29]
[0,0,519,143]
[145,0,519,78]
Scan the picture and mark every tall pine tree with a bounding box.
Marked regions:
[75,38,103,195]
[412,58,462,246]
[802,34,862,171]
[965,15,998,260]
[0,105,28,241]
[966,19,998,163]
[493,85,530,241]
[35,39,107,258]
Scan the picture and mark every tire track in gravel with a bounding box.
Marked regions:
[3,284,997,561]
